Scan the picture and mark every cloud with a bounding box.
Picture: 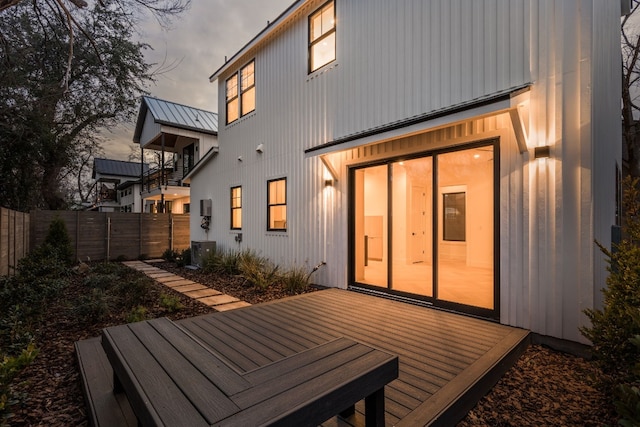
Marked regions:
[103,0,294,160]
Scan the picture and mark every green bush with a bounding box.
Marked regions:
[582,177,640,379]
[281,266,311,294]
[176,248,191,268]
[74,288,110,322]
[159,293,184,313]
[239,251,280,290]
[0,343,38,426]
[114,277,152,308]
[162,248,179,262]
[581,176,640,424]
[125,306,148,323]
[43,216,74,266]
[202,248,242,275]
[83,273,118,291]
[91,262,127,276]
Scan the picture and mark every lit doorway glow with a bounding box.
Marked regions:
[351,143,495,312]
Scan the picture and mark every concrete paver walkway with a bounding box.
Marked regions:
[122,260,251,312]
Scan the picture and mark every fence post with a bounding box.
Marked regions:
[106,215,111,261]
[170,214,174,251]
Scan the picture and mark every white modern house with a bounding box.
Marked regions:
[187,0,624,344]
[91,158,148,212]
[133,96,218,214]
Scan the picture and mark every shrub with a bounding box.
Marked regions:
[239,251,280,290]
[162,248,179,262]
[281,266,311,294]
[582,177,640,380]
[0,343,38,426]
[159,293,184,313]
[74,288,110,322]
[176,248,191,268]
[83,274,118,291]
[126,306,148,323]
[90,262,127,277]
[43,216,74,266]
[582,176,640,423]
[202,248,242,275]
[114,277,152,308]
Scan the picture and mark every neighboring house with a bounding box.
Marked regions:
[133,96,218,214]
[117,179,144,213]
[91,158,148,212]
[188,0,623,344]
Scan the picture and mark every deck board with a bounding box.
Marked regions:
[178,288,528,426]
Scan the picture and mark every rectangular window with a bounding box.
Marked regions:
[231,186,242,229]
[443,192,466,241]
[267,178,287,231]
[183,144,194,176]
[226,74,239,124]
[226,60,255,125]
[309,0,336,73]
[240,61,255,116]
[184,203,190,214]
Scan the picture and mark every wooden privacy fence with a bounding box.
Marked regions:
[30,211,190,262]
[0,207,30,276]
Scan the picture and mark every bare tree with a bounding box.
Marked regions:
[622,1,640,177]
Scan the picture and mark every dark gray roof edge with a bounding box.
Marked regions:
[305,84,532,154]
[153,119,218,136]
[143,95,219,118]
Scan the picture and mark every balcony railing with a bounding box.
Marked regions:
[142,166,190,193]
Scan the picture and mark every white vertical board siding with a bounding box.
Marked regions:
[197,0,621,343]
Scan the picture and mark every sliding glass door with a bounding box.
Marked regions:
[351,142,496,314]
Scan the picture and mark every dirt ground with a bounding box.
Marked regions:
[7,262,617,426]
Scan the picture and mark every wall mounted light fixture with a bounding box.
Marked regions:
[324,179,334,187]
[256,144,264,153]
[534,146,550,159]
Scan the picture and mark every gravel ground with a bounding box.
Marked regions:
[6,262,617,426]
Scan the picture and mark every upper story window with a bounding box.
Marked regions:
[226,60,255,125]
[231,186,242,229]
[309,0,336,73]
[267,178,287,231]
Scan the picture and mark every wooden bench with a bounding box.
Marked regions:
[101,317,399,426]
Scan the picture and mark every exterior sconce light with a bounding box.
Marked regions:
[256,144,264,153]
[534,146,550,159]
[237,156,243,162]
[324,179,334,187]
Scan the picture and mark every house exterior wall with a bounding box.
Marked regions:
[191,0,622,343]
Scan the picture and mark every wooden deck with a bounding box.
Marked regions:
[77,288,529,426]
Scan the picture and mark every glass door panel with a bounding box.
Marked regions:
[436,147,494,309]
[391,158,433,297]
[354,166,388,287]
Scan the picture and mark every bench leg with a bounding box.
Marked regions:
[339,405,355,419]
[364,388,385,427]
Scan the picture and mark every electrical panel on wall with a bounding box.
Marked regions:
[200,199,212,216]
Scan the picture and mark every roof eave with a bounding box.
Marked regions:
[183,146,220,183]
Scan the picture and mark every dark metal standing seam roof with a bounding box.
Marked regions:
[133,96,218,143]
[92,158,149,179]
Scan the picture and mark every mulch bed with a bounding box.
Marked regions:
[6,262,617,426]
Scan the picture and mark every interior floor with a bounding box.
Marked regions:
[358,259,493,309]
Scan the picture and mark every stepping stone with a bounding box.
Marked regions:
[214,301,252,312]
[174,283,208,293]
[146,272,174,278]
[184,288,222,299]
[164,279,196,288]
[155,275,184,283]
[145,259,165,263]
[198,294,240,306]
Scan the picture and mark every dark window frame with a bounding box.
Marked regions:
[225,59,256,125]
[308,0,336,73]
[231,186,242,230]
[267,178,287,231]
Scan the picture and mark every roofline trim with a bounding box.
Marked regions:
[304,84,532,155]
[182,146,220,182]
[209,0,307,82]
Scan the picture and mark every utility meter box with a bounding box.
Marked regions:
[200,199,212,216]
